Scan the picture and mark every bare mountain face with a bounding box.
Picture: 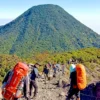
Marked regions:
[0,4,100,57]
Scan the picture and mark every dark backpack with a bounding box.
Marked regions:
[43,67,49,74]
[30,67,38,80]
[96,81,100,100]
[80,83,96,100]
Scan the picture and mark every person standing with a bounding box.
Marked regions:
[52,64,57,77]
[29,63,41,99]
[56,63,61,72]
[23,64,32,100]
[66,64,80,100]
[61,63,66,75]
[43,64,49,83]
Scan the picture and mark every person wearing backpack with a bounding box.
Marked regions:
[42,64,49,83]
[52,64,57,77]
[61,62,66,75]
[66,64,80,100]
[2,62,29,100]
[29,63,41,99]
[22,64,32,100]
[67,63,87,100]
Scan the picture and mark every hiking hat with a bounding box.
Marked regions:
[70,64,76,73]
[35,62,41,66]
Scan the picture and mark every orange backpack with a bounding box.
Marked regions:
[76,64,87,90]
[2,62,29,100]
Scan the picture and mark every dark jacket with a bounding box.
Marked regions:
[30,66,38,80]
[70,71,77,88]
[43,67,49,75]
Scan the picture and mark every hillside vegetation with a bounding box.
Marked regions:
[0,4,100,57]
[0,48,100,84]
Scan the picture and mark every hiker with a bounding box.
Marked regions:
[42,64,49,83]
[52,64,57,77]
[14,63,32,100]
[68,59,72,65]
[14,63,29,100]
[29,63,41,99]
[2,62,29,100]
[56,63,61,72]
[48,63,53,80]
[48,62,52,69]
[66,64,80,100]
[61,62,66,75]
[22,64,32,100]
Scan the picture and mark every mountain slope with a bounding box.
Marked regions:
[0,4,100,57]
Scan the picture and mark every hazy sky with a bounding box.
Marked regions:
[0,0,100,34]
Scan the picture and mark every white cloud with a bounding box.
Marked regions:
[71,13,100,34]
[0,19,13,25]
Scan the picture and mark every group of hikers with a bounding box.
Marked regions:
[42,62,66,80]
[1,59,87,100]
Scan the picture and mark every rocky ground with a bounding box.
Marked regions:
[1,63,100,100]
[33,77,68,100]
[0,71,70,100]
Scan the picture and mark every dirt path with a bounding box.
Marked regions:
[27,71,69,100]
[0,72,69,100]
[34,77,68,100]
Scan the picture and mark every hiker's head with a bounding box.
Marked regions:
[34,63,41,68]
[70,64,76,73]
[44,65,47,68]
[28,63,34,71]
[48,62,51,67]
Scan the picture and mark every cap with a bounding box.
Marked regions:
[28,63,34,67]
[35,62,41,66]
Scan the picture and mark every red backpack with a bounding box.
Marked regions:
[2,62,29,100]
